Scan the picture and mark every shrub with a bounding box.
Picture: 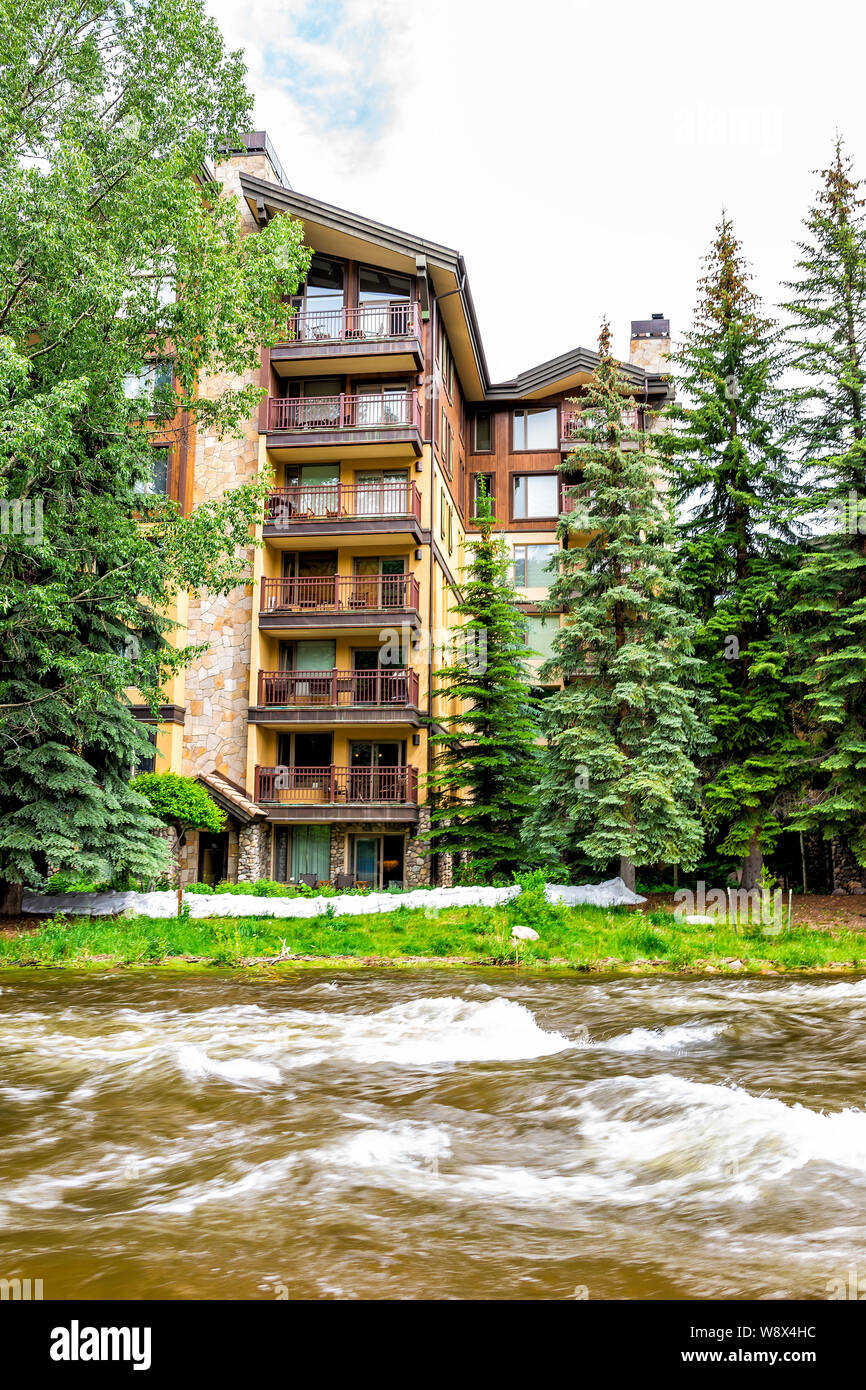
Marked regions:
[132,773,225,833]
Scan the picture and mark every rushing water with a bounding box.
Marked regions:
[1,967,866,1300]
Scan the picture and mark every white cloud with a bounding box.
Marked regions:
[207,0,866,381]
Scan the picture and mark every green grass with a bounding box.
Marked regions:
[2,898,866,973]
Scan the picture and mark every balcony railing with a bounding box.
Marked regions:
[561,484,594,515]
[260,574,420,615]
[561,405,642,439]
[257,668,419,708]
[264,481,422,525]
[268,391,422,433]
[255,764,418,805]
[279,301,421,345]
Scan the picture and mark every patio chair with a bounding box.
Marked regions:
[298,873,319,889]
[333,872,355,890]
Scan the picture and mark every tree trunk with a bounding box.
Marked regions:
[0,880,23,917]
[741,833,763,892]
[619,857,636,892]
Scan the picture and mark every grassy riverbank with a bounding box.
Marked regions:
[3,900,866,973]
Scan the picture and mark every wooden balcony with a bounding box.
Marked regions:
[560,405,642,450]
[263,480,426,546]
[265,391,423,462]
[258,574,421,635]
[271,302,424,376]
[249,668,421,727]
[255,764,419,822]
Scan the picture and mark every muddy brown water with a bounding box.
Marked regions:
[1,967,865,1300]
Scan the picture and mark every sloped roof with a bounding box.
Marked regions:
[197,771,264,824]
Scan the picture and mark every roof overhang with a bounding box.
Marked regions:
[239,173,670,406]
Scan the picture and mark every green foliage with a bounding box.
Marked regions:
[657,215,803,884]
[425,481,541,878]
[4,902,864,973]
[783,141,866,861]
[0,0,310,895]
[527,322,708,874]
[131,773,224,832]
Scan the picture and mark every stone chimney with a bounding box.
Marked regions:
[629,313,670,375]
[215,130,290,191]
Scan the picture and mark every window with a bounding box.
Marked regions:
[471,473,495,518]
[473,412,493,452]
[358,266,411,303]
[440,413,453,477]
[131,725,157,776]
[123,360,173,415]
[524,614,558,664]
[437,323,454,397]
[447,504,454,555]
[513,543,559,589]
[513,407,558,451]
[290,825,331,883]
[512,473,558,519]
[134,447,169,497]
[440,488,446,540]
[304,256,344,312]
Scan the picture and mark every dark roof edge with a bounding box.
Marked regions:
[239,173,666,402]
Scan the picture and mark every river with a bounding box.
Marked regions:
[1,967,864,1300]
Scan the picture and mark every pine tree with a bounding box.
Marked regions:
[783,140,866,862]
[527,324,707,888]
[425,485,540,880]
[657,215,802,889]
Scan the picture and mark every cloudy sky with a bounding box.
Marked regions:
[206,0,865,381]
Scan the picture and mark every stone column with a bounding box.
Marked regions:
[238,822,270,882]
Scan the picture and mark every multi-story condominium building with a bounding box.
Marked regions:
[135,132,672,890]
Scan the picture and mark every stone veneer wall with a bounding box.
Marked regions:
[831,839,866,894]
[181,154,277,791]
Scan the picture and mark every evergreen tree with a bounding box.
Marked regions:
[0,0,310,910]
[425,485,540,880]
[783,141,866,862]
[527,324,707,888]
[657,215,802,889]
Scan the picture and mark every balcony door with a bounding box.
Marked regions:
[352,555,406,608]
[283,377,342,428]
[355,381,409,428]
[349,740,402,801]
[355,468,409,516]
[358,267,412,338]
[351,647,407,704]
[351,832,405,889]
[284,463,339,517]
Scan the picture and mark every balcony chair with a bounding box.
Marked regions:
[333,872,355,890]
[298,873,319,889]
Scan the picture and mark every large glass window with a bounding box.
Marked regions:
[290,826,331,883]
[358,267,411,302]
[304,256,344,312]
[512,473,558,518]
[513,543,559,588]
[513,407,558,451]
